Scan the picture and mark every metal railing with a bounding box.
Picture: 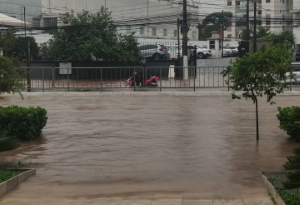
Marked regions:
[20,66,230,92]
[20,66,299,92]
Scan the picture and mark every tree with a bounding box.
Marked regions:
[6,36,39,61]
[222,44,295,141]
[240,26,270,41]
[45,8,142,63]
[268,30,295,45]
[202,12,233,29]
[0,56,25,98]
[0,29,15,56]
[198,25,219,41]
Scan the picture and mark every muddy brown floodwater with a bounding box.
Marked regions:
[0,94,300,200]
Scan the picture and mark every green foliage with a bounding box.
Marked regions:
[198,25,219,41]
[0,56,25,97]
[277,189,300,205]
[268,30,295,45]
[0,106,48,140]
[0,171,18,183]
[0,28,14,49]
[222,44,294,104]
[45,8,142,63]
[277,107,300,142]
[0,128,18,152]
[6,36,39,61]
[202,12,233,29]
[241,27,270,41]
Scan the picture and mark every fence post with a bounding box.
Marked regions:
[67,67,70,92]
[52,67,55,89]
[160,67,162,92]
[228,75,230,91]
[290,74,292,91]
[194,67,196,92]
[42,67,45,92]
[100,68,102,93]
[134,67,136,92]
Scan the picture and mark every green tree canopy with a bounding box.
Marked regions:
[202,12,233,29]
[7,36,39,61]
[222,44,295,140]
[0,56,25,98]
[268,30,295,45]
[45,8,142,62]
[240,27,270,41]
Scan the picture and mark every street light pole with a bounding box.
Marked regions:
[246,0,250,52]
[183,0,188,79]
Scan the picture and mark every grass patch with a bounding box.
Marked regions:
[0,171,18,183]
[266,173,300,205]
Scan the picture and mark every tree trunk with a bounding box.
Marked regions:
[255,99,259,141]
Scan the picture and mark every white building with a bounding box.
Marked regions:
[292,0,300,51]
[0,0,198,41]
[224,0,293,40]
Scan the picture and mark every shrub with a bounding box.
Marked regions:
[277,107,300,142]
[0,129,18,152]
[0,106,48,140]
[0,171,18,183]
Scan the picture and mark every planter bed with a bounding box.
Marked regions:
[0,168,36,198]
[262,171,300,205]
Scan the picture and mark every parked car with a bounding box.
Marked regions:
[179,45,212,59]
[223,48,233,57]
[139,44,170,60]
[226,46,239,57]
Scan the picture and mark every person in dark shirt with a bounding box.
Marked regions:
[296,51,300,62]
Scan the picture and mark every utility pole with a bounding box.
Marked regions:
[183,0,188,80]
[147,0,149,38]
[221,10,224,58]
[253,1,257,53]
[105,0,106,9]
[246,0,250,52]
[24,7,31,92]
[177,18,181,59]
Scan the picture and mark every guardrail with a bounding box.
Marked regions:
[20,66,299,92]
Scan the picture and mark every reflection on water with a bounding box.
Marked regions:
[0,94,299,199]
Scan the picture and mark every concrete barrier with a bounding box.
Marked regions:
[261,172,286,205]
[0,169,36,198]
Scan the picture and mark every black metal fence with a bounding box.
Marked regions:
[20,66,300,92]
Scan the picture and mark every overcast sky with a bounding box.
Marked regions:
[198,0,225,17]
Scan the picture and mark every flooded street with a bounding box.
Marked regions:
[0,93,300,201]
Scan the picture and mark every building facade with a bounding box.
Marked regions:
[224,0,293,40]
[292,0,300,48]
[0,0,198,41]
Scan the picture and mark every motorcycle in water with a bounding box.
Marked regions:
[125,72,159,87]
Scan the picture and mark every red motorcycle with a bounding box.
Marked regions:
[125,72,159,87]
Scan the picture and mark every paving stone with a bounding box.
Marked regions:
[182,199,213,205]
[243,198,273,205]
[151,199,182,205]
[89,198,122,205]
[57,199,92,205]
[213,200,244,205]
[120,199,152,205]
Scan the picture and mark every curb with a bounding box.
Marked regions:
[3,91,300,97]
[0,169,36,198]
[261,172,286,205]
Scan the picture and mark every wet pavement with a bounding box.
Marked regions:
[0,93,300,204]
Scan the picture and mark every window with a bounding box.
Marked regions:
[163,29,167,36]
[266,9,271,14]
[266,0,270,3]
[126,26,131,34]
[209,40,215,49]
[227,1,232,6]
[236,1,240,5]
[266,20,271,25]
[152,28,156,36]
[174,30,178,37]
[140,27,144,35]
[258,11,262,15]
[227,34,232,38]
[192,31,196,38]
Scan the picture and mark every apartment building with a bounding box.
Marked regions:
[292,0,300,48]
[0,0,198,41]
[224,0,293,40]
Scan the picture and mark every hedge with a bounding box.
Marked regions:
[277,106,300,142]
[0,106,48,140]
[0,129,18,152]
